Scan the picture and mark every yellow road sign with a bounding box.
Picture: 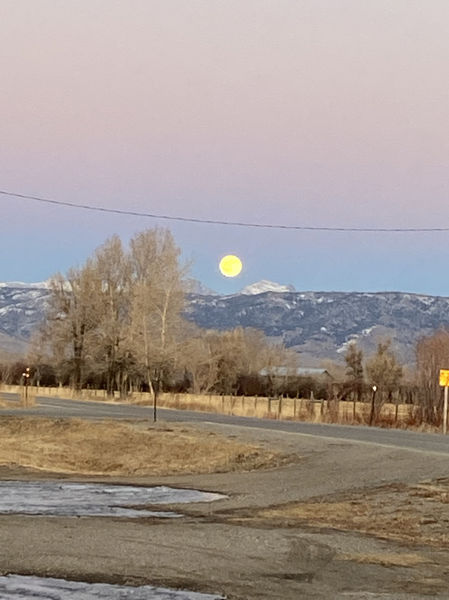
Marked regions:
[439,369,449,387]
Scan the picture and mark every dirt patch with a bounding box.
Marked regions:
[247,478,449,548]
[0,417,289,477]
[339,552,429,567]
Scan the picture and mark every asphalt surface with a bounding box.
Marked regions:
[2,393,449,456]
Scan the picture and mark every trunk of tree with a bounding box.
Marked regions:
[106,348,116,397]
[72,338,83,391]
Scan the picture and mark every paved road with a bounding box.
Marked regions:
[2,393,449,456]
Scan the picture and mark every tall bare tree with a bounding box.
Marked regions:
[344,342,364,401]
[366,340,402,421]
[416,329,449,424]
[129,229,186,407]
[44,262,101,390]
[92,235,132,396]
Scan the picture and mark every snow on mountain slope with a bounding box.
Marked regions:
[0,283,51,343]
[1,281,449,364]
[185,289,449,364]
[240,280,296,295]
[0,280,51,289]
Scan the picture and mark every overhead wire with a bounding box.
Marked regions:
[0,188,447,233]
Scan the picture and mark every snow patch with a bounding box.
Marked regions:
[0,280,51,290]
[0,481,225,518]
[336,335,359,354]
[0,575,225,599]
[240,280,295,295]
[417,295,434,306]
[361,326,375,336]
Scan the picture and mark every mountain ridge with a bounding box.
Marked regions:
[0,281,448,364]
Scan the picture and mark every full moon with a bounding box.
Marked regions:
[219,254,243,277]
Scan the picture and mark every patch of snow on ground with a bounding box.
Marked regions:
[0,482,225,518]
[336,335,359,354]
[0,575,225,599]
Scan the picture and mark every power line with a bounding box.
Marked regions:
[0,188,447,232]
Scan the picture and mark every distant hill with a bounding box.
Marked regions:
[1,280,448,365]
[0,282,50,354]
[185,286,449,365]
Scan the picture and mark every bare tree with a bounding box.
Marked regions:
[344,343,364,401]
[44,262,101,390]
[182,327,297,396]
[92,235,133,397]
[365,340,402,421]
[129,229,187,411]
[180,331,220,394]
[416,329,449,424]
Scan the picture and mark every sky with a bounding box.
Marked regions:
[1,0,449,295]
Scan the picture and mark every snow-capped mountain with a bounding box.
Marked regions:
[186,289,449,364]
[1,281,449,364]
[240,280,296,295]
[0,283,51,355]
[0,280,51,290]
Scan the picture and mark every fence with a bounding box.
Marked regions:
[0,384,417,425]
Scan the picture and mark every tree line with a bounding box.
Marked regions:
[0,227,448,427]
[12,228,295,399]
[341,332,449,425]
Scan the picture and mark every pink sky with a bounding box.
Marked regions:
[1,0,449,293]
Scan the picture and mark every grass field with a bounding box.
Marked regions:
[253,479,449,548]
[0,417,286,476]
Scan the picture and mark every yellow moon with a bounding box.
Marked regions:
[219,254,243,277]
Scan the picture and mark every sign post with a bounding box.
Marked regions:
[439,369,449,434]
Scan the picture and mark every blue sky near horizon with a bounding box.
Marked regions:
[1,0,449,296]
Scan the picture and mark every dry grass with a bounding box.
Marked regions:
[339,552,429,567]
[253,479,449,548]
[260,499,421,542]
[0,417,286,476]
